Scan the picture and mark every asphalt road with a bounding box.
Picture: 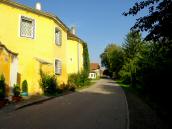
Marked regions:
[0,79,129,129]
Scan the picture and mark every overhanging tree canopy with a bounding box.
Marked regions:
[123,0,172,42]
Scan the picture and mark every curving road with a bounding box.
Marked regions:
[0,79,129,129]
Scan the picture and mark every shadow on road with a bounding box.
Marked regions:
[0,79,128,129]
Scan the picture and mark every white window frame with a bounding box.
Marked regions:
[54,59,62,75]
[20,16,35,39]
[55,27,62,46]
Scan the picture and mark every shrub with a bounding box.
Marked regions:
[59,83,68,91]
[59,82,76,92]
[67,82,76,91]
[119,69,131,84]
[13,84,20,97]
[68,73,80,87]
[0,74,6,99]
[22,80,28,93]
[68,71,90,88]
[40,72,57,95]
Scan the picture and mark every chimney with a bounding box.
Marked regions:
[35,2,41,10]
[71,26,76,35]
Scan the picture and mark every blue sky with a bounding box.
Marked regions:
[14,0,145,64]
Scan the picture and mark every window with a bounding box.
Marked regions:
[91,73,94,78]
[55,59,62,75]
[55,28,62,46]
[20,16,35,38]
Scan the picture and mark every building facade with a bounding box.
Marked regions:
[89,63,100,79]
[0,0,85,96]
[67,32,84,74]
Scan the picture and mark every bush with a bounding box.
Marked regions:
[59,82,76,92]
[68,73,80,87]
[13,84,20,97]
[67,82,76,91]
[119,69,131,84]
[68,71,90,88]
[59,83,68,91]
[0,74,6,99]
[40,73,58,95]
[22,80,28,93]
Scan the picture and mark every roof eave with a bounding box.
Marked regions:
[67,31,85,44]
[1,0,69,31]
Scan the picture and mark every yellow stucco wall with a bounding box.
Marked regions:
[67,39,78,74]
[0,48,12,96]
[0,49,11,87]
[67,39,83,74]
[0,3,68,95]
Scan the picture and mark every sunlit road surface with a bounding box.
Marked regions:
[0,79,129,129]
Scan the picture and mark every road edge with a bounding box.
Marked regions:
[115,81,130,129]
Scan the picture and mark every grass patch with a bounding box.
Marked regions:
[115,80,129,87]
[115,80,139,95]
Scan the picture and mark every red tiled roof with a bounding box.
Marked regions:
[90,63,100,70]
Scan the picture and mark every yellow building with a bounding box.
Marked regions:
[0,0,85,96]
[0,42,18,96]
[67,30,84,74]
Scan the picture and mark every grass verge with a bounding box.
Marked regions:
[116,79,169,129]
[115,80,138,95]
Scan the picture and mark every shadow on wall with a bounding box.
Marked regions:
[17,73,21,86]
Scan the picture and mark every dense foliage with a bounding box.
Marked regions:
[123,0,172,42]
[13,84,20,97]
[83,42,90,76]
[68,70,90,88]
[40,70,77,95]
[120,31,143,86]
[100,44,124,78]
[39,70,58,95]
[0,74,6,99]
[123,0,172,123]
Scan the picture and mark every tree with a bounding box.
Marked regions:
[83,42,90,76]
[100,44,124,78]
[120,31,143,86]
[123,31,143,59]
[123,0,172,42]
[124,1,172,123]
